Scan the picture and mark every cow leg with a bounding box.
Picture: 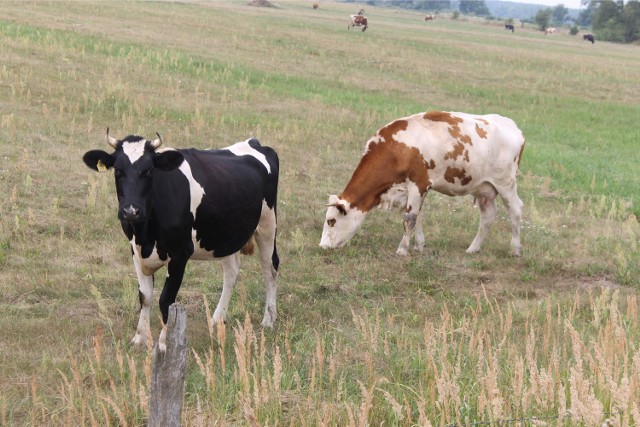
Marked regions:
[397,183,426,256]
[466,197,497,254]
[157,256,188,352]
[131,254,154,346]
[254,204,279,328]
[499,187,524,257]
[413,211,425,253]
[212,253,240,326]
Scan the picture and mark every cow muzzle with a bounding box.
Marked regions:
[120,204,142,222]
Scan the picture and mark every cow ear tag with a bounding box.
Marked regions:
[97,159,108,172]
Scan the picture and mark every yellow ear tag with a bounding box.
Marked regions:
[97,159,108,172]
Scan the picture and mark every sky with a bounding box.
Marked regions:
[506,0,585,9]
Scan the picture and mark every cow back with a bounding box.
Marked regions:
[151,141,278,258]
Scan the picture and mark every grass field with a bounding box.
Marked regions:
[1,1,639,425]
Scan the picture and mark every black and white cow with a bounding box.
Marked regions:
[83,130,279,351]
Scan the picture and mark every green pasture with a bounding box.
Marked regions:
[0,1,639,425]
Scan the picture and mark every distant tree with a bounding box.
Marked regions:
[621,1,640,41]
[590,0,640,42]
[552,4,569,24]
[577,1,597,26]
[534,8,553,30]
[459,0,490,16]
[413,0,450,11]
[593,0,621,28]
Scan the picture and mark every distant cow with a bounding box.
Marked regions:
[349,15,368,32]
[583,34,595,44]
[505,24,514,32]
[425,14,435,21]
[320,111,526,257]
[545,27,557,35]
[83,131,280,351]
[312,2,318,9]
[358,8,365,15]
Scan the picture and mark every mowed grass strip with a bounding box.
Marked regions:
[0,1,638,425]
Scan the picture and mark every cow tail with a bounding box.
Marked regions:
[271,238,279,272]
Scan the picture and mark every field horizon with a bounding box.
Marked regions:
[1,1,639,425]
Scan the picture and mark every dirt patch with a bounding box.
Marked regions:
[247,0,276,7]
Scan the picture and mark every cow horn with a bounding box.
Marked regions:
[150,132,162,150]
[106,127,118,148]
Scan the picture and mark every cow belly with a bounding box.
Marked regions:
[378,183,408,210]
[135,245,167,276]
[190,228,216,260]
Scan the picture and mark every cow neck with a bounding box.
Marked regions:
[341,121,433,212]
[340,139,402,213]
[342,120,416,212]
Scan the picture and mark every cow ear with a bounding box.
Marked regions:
[334,203,347,215]
[326,195,348,215]
[154,150,184,171]
[83,150,114,172]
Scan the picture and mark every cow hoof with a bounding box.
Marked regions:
[131,333,147,346]
[511,249,521,257]
[465,247,480,254]
[158,341,167,353]
[395,248,409,257]
[212,310,226,325]
[261,307,276,328]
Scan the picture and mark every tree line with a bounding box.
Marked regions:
[534,0,639,43]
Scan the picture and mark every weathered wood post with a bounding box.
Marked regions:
[149,304,187,427]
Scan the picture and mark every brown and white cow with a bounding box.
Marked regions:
[319,111,526,256]
[425,14,435,21]
[544,27,557,35]
[348,15,368,31]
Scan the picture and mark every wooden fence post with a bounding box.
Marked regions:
[149,303,187,427]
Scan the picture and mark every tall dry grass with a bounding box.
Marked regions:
[11,288,639,425]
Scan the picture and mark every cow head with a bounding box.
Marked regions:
[82,129,184,223]
[319,195,367,249]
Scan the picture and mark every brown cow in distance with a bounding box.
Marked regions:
[348,15,368,32]
[312,2,318,9]
[583,34,595,44]
[425,14,435,21]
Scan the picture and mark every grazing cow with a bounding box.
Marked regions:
[425,14,435,21]
[358,8,365,15]
[312,2,318,9]
[83,131,280,351]
[583,34,595,44]
[505,24,515,32]
[319,111,526,257]
[348,14,368,32]
[545,27,557,35]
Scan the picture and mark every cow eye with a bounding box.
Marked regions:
[141,168,153,177]
[114,168,123,178]
[327,218,336,227]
